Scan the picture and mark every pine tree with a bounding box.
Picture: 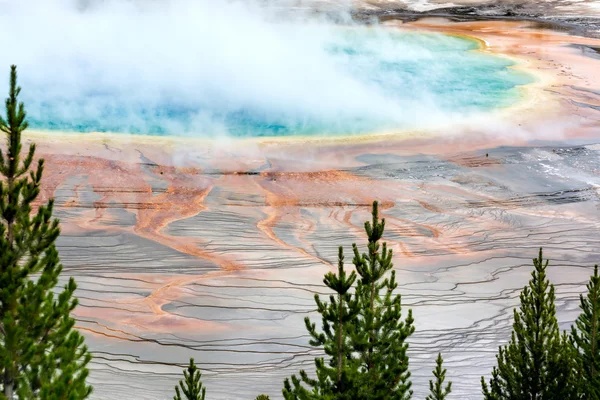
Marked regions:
[481,248,575,400]
[174,358,206,400]
[284,201,414,399]
[570,265,600,399]
[426,353,451,400]
[0,65,92,399]
[283,246,360,399]
[351,201,415,400]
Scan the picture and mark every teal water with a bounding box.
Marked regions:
[25,30,532,137]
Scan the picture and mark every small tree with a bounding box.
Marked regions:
[570,265,600,399]
[0,65,92,399]
[284,201,415,400]
[283,247,360,399]
[351,201,415,400]
[426,353,451,400]
[255,396,270,400]
[481,248,575,400]
[174,358,206,400]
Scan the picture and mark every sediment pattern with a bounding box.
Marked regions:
[35,139,600,400]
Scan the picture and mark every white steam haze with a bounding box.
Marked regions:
[0,0,524,136]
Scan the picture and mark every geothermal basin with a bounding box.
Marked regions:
[3,2,600,399]
[22,30,532,137]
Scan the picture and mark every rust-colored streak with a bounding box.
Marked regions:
[253,173,331,266]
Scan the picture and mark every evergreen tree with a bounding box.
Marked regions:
[255,396,270,400]
[481,248,575,400]
[284,201,415,400]
[426,353,451,400]
[0,65,92,399]
[570,265,600,399]
[174,358,206,400]
[351,201,415,400]
[283,247,360,399]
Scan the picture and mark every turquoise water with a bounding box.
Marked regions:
[25,30,532,137]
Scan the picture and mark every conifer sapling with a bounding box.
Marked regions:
[481,248,574,400]
[0,65,92,399]
[571,265,600,399]
[351,201,415,400]
[426,353,451,400]
[283,246,359,399]
[284,201,415,400]
[174,358,206,400]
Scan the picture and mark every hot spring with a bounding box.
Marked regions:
[0,2,532,137]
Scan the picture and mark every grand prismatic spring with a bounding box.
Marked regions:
[2,0,600,398]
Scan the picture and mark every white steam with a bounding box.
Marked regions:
[0,0,521,136]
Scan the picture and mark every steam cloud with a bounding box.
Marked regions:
[0,0,526,136]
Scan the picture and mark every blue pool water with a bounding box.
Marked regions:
[23,30,532,137]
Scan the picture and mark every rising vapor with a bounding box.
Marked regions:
[0,0,525,136]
